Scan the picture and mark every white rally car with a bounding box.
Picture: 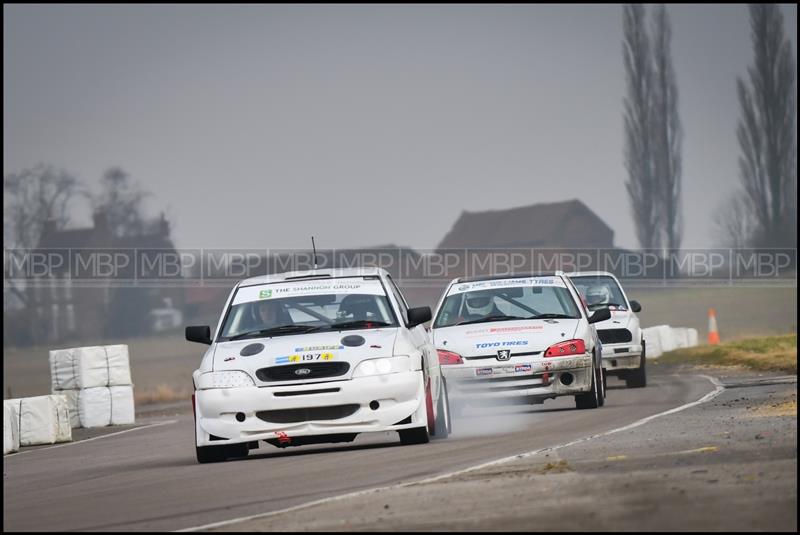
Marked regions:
[186,267,450,463]
[430,272,610,410]
[567,271,646,388]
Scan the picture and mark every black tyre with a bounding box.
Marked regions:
[597,367,606,407]
[196,444,227,463]
[196,442,248,463]
[399,426,430,445]
[625,343,647,388]
[575,363,600,409]
[433,379,451,439]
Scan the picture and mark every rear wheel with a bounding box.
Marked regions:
[625,343,647,388]
[575,363,600,409]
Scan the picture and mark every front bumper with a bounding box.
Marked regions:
[442,354,593,401]
[601,343,643,371]
[195,370,425,446]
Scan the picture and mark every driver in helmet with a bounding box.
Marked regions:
[254,298,291,328]
[462,290,503,321]
[584,284,611,308]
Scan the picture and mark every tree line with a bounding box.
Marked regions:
[623,3,796,251]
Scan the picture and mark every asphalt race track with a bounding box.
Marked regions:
[3,367,715,531]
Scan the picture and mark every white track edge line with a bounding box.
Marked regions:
[177,374,726,532]
[7,419,178,457]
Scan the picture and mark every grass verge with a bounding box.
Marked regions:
[659,334,797,374]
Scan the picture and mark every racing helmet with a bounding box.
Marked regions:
[338,294,380,321]
[585,284,611,307]
[465,291,495,316]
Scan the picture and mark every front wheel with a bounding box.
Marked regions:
[433,379,451,439]
[575,363,601,410]
[196,443,248,463]
[626,343,647,388]
[399,426,430,445]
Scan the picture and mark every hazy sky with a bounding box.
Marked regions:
[4,4,797,251]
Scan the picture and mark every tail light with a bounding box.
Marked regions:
[437,349,464,365]
[544,339,586,357]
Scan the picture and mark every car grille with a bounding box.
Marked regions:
[464,351,542,361]
[256,362,350,382]
[597,329,633,344]
[256,404,360,424]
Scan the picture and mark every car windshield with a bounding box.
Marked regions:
[570,275,628,310]
[434,276,581,328]
[218,277,398,341]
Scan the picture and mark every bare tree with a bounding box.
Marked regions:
[3,164,81,338]
[91,166,151,238]
[712,191,755,249]
[4,164,81,250]
[736,4,797,247]
[651,5,683,252]
[623,4,660,250]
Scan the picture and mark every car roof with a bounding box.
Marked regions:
[239,267,388,287]
[454,271,564,284]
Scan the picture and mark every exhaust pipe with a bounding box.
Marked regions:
[559,372,574,386]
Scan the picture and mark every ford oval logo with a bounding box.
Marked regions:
[294,368,312,376]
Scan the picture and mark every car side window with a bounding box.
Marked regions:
[385,276,409,325]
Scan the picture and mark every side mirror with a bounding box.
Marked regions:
[588,308,611,324]
[407,306,432,328]
[186,325,212,345]
[629,300,642,313]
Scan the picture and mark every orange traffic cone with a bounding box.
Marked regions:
[708,308,720,345]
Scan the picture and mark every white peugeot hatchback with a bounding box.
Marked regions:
[430,272,610,410]
[186,267,450,463]
[567,271,646,388]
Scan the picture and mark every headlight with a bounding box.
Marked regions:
[197,370,255,389]
[352,356,411,377]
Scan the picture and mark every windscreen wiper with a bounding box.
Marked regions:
[228,324,321,340]
[456,315,527,326]
[526,313,578,320]
[329,319,393,330]
[588,303,624,310]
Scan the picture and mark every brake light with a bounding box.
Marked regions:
[544,339,586,357]
[437,349,464,365]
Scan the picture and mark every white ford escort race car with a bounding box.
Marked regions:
[430,272,611,410]
[567,271,646,388]
[186,268,450,463]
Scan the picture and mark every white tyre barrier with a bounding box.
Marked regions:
[5,395,72,446]
[4,401,20,454]
[687,328,699,347]
[66,386,136,429]
[643,328,663,358]
[49,345,132,391]
[672,327,690,349]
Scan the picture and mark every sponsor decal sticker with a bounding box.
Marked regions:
[259,289,273,299]
[277,353,335,364]
[450,276,566,295]
[224,356,236,362]
[515,364,532,373]
[475,340,529,349]
[235,279,387,305]
[294,345,344,352]
[476,368,493,376]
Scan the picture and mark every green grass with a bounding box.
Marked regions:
[659,334,797,374]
